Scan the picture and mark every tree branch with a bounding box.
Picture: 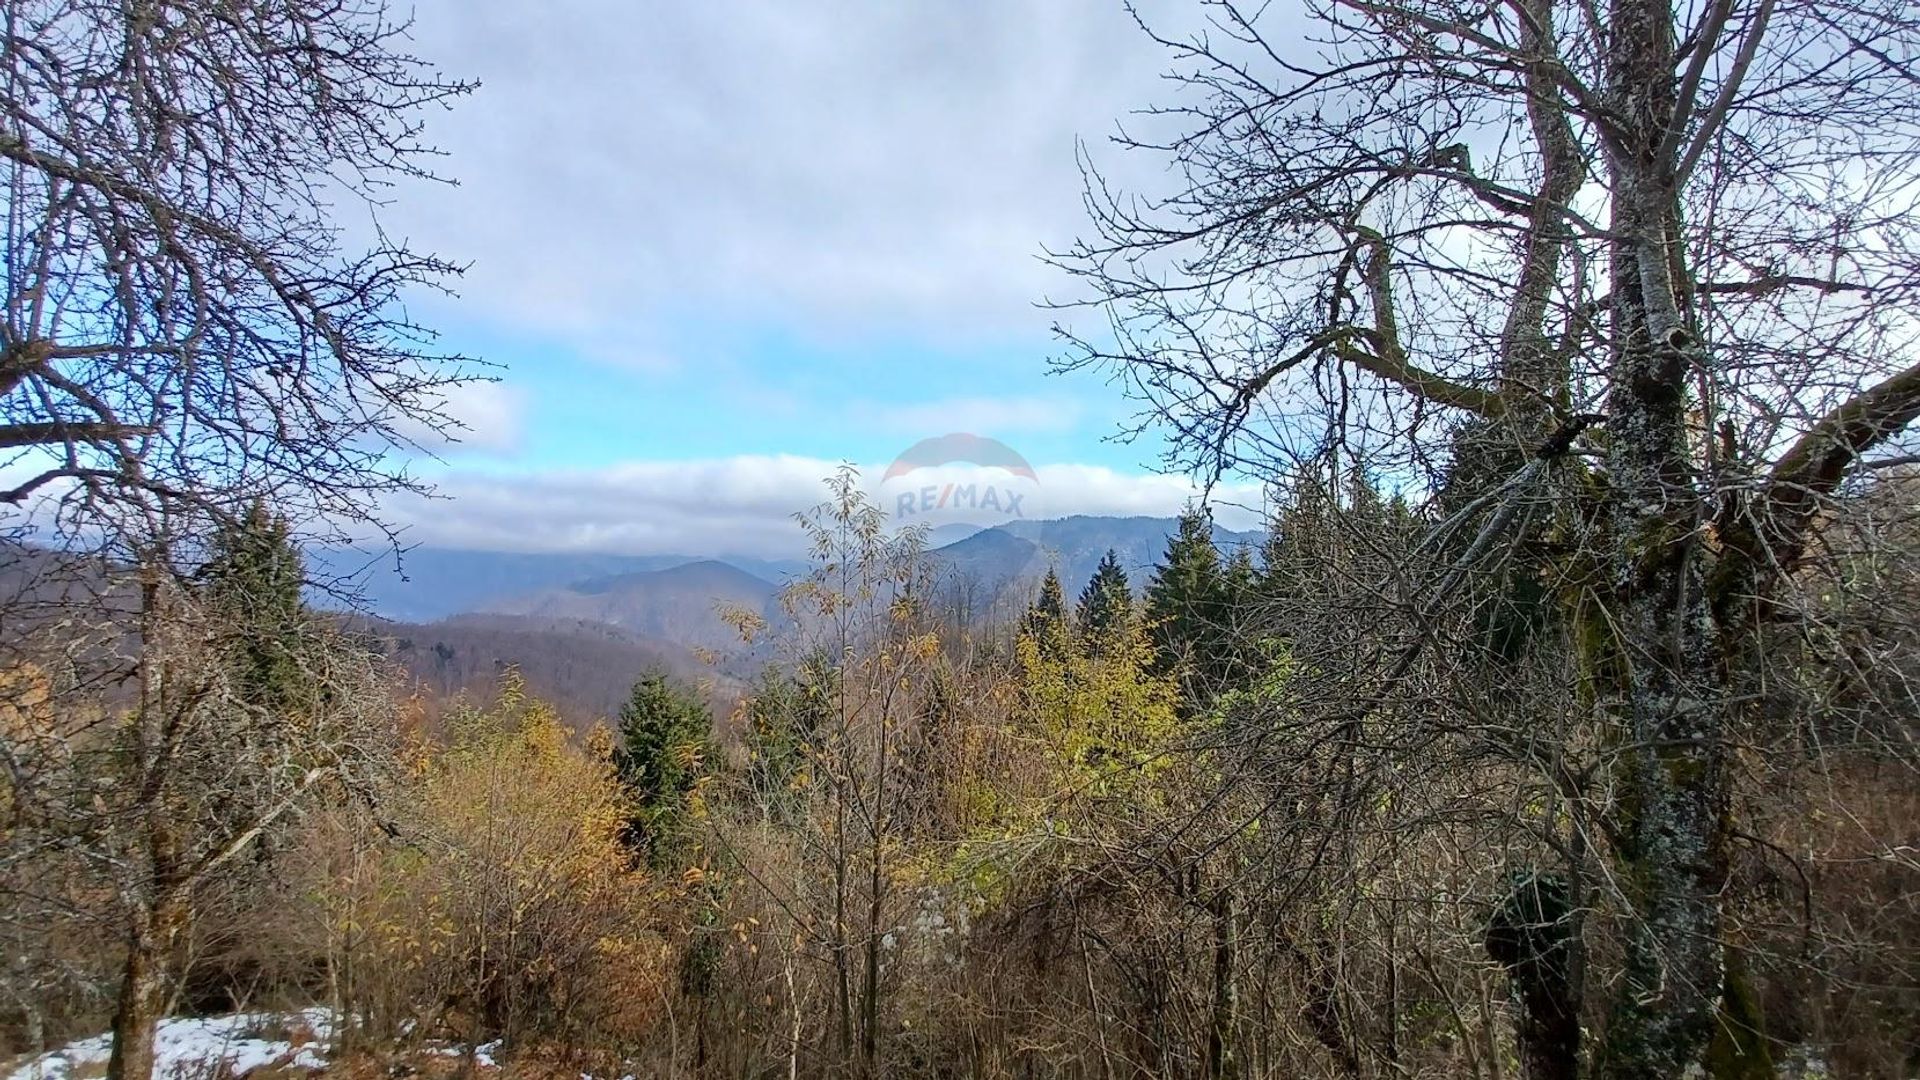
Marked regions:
[1762,359,1920,572]
[1345,227,1505,417]
[0,422,156,449]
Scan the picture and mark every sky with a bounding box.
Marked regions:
[366,0,1268,556]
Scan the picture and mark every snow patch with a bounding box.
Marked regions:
[7,1010,334,1080]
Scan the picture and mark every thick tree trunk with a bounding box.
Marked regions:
[1594,0,1733,1057]
[1583,0,1738,1066]
[106,896,183,1080]
[1594,215,1731,1078]
[111,568,180,1080]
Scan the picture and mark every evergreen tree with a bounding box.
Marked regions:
[1020,568,1071,659]
[1222,546,1257,605]
[1144,510,1228,703]
[612,670,713,866]
[1255,474,1332,607]
[1219,546,1261,683]
[203,499,309,717]
[1075,549,1133,644]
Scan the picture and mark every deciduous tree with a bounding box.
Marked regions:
[1056,0,1920,1072]
[0,0,477,542]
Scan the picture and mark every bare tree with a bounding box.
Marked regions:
[0,4,472,1077]
[713,469,941,1076]
[0,563,400,1080]
[1,0,477,546]
[1055,0,1920,1074]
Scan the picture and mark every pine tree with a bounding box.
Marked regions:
[1222,546,1257,604]
[1219,546,1261,684]
[1255,474,1331,607]
[1145,510,1229,704]
[1075,549,1133,645]
[1021,568,1070,659]
[613,670,713,866]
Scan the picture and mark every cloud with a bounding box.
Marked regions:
[394,380,527,456]
[381,455,1262,556]
[389,0,1175,353]
[849,395,1085,437]
[1029,464,1264,521]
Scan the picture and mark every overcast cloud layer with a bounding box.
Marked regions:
[395,0,1173,346]
[386,458,1264,558]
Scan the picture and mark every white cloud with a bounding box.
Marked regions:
[394,380,527,455]
[382,455,1262,556]
[387,0,1178,353]
[849,395,1085,436]
[1030,464,1263,522]
[444,381,527,453]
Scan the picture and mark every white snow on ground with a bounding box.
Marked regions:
[6,1010,334,1080]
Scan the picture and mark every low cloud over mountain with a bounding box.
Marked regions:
[374,457,1265,558]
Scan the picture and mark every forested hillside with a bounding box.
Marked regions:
[355,613,736,726]
[3,0,1918,1078]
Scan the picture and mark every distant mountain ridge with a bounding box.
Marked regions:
[923,515,1264,621]
[481,559,781,654]
[14,514,1270,729]
[312,514,1265,637]
[308,546,807,622]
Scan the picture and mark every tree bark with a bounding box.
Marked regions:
[1594,0,1733,1065]
[109,567,178,1080]
[106,894,183,1080]
[860,712,887,1073]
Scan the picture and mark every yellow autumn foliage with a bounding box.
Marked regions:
[347,673,667,1051]
[941,623,1186,902]
[1013,622,1184,804]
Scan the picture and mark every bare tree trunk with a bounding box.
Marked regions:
[1294,933,1360,1078]
[1207,887,1238,1079]
[1384,900,1400,1074]
[833,750,854,1062]
[107,893,183,1080]
[860,714,887,1074]
[1595,0,1731,1064]
[109,567,175,1080]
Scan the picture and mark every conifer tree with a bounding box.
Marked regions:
[1075,549,1134,644]
[613,670,713,867]
[1222,547,1257,606]
[1255,476,1331,607]
[1021,568,1071,659]
[1144,510,1228,701]
[1219,546,1261,683]
[203,499,310,718]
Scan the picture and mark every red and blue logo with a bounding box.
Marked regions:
[881,433,1040,522]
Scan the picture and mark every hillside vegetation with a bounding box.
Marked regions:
[4,0,1919,1077]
